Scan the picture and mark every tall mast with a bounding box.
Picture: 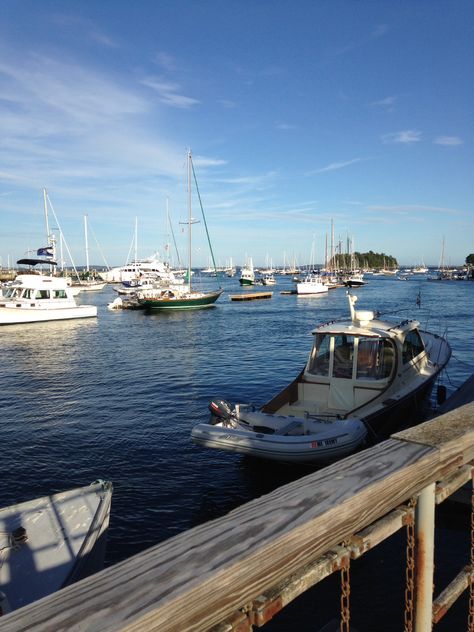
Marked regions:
[187,149,192,290]
[43,188,50,243]
[134,216,138,264]
[84,215,90,272]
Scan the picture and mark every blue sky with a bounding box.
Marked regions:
[0,0,472,269]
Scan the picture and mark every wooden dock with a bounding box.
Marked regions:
[229,291,273,301]
[3,380,474,631]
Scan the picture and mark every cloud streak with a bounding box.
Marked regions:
[381,130,422,144]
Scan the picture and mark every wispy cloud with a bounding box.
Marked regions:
[381,130,422,144]
[370,96,397,110]
[275,122,297,130]
[366,204,460,215]
[52,14,118,48]
[141,76,199,109]
[154,52,179,72]
[307,158,365,175]
[434,136,463,146]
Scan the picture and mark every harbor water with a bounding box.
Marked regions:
[1,275,472,630]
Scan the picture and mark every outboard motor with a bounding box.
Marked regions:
[208,398,234,424]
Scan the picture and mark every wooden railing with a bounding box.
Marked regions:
[3,401,474,632]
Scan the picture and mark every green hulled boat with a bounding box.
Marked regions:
[138,287,223,310]
[137,149,222,312]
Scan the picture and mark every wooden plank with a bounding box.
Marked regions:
[3,404,474,632]
[229,292,273,301]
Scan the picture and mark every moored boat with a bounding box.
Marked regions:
[296,274,328,295]
[191,293,451,464]
[0,260,97,325]
[137,150,222,311]
[0,480,112,615]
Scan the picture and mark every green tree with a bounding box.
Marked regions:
[465,254,474,265]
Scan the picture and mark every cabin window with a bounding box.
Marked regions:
[307,333,331,377]
[402,329,424,364]
[35,290,50,299]
[332,335,355,379]
[52,289,67,298]
[22,289,34,299]
[357,338,394,380]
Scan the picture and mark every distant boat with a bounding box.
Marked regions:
[239,257,255,286]
[0,480,112,614]
[192,293,451,464]
[137,150,223,311]
[296,273,328,295]
[344,272,366,288]
[74,215,106,291]
[261,273,276,286]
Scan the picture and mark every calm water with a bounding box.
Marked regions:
[1,275,472,630]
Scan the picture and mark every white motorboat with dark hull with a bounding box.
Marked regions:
[191,294,451,464]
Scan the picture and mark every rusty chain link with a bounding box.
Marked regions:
[404,497,417,632]
[340,552,351,632]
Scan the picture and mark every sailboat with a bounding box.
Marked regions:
[77,215,106,291]
[137,150,223,310]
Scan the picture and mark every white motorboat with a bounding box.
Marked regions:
[0,260,97,325]
[296,274,329,295]
[191,293,451,464]
[0,480,112,615]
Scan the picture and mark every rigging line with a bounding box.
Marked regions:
[168,209,182,268]
[87,220,110,270]
[45,193,81,281]
[190,157,221,289]
[450,354,474,369]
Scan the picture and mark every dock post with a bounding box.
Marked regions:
[414,483,436,631]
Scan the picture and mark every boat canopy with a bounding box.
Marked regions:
[17,258,57,266]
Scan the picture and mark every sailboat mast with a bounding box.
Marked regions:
[134,217,138,264]
[84,215,90,272]
[187,149,192,290]
[43,188,50,243]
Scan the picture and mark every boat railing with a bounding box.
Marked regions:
[2,400,474,631]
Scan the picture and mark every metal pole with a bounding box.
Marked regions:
[414,483,436,631]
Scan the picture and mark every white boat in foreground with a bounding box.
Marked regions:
[0,261,97,325]
[0,480,112,615]
[191,294,451,464]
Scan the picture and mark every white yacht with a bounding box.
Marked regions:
[99,253,177,284]
[0,259,97,325]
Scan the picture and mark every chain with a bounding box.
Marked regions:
[340,553,351,632]
[468,470,474,631]
[404,498,417,632]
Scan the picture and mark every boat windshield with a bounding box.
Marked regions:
[402,329,424,364]
[356,338,394,379]
[308,334,395,381]
[307,333,331,376]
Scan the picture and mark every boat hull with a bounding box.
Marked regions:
[0,480,112,613]
[0,305,97,325]
[192,417,367,465]
[139,289,223,311]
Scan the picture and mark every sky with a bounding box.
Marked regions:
[0,0,472,269]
